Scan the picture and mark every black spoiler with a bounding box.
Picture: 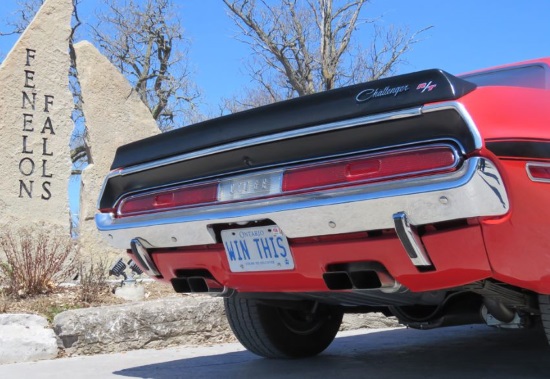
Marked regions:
[111,69,476,169]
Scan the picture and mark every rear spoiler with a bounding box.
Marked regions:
[111,69,476,170]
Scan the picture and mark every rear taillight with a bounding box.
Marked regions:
[115,144,460,217]
[118,183,218,216]
[526,162,550,182]
[282,146,458,192]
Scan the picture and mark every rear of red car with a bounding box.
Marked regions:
[96,58,550,358]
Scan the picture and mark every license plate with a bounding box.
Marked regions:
[217,171,283,201]
[221,225,294,272]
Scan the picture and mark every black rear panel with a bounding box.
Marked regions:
[111,69,476,170]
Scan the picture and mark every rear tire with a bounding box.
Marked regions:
[538,294,550,344]
[224,295,343,358]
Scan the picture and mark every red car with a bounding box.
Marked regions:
[96,57,550,358]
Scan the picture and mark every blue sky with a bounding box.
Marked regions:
[0,0,547,229]
[179,0,550,109]
[1,0,548,111]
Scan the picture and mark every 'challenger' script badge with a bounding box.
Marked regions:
[356,85,410,103]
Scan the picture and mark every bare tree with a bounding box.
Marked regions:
[0,0,44,37]
[3,0,199,130]
[223,0,430,107]
[93,0,199,130]
[221,86,281,114]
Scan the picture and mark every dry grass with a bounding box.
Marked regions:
[0,280,180,323]
[0,225,183,323]
[76,256,111,303]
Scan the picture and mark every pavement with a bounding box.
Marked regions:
[1,325,550,378]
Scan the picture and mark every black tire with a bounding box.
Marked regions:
[224,295,343,359]
[539,294,550,345]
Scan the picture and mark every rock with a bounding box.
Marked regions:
[341,313,401,331]
[53,296,235,355]
[0,314,58,364]
[114,283,146,301]
[0,0,73,232]
[74,40,160,263]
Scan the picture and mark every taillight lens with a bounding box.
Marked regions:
[527,163,550,182]
[118,182,218,216]
[282,146,458,192]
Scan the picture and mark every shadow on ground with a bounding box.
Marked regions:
[114,325,550,379]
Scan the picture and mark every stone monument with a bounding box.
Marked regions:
[75,41,160,262]
[0,0,74,231]
[0,0,161,263]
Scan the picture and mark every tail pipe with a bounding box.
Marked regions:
[171,275,224,294]
[323,262,400,292]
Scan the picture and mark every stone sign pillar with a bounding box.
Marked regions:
[75,41,160,261]
[0,0,74,231]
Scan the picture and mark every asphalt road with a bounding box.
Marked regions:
[1,325,550,378]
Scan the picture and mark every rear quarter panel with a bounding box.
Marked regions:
[460,85,550,293]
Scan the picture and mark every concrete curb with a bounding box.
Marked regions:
[2,295,400,364]
[53,296,235,355]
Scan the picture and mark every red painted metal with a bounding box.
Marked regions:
[148,224,491,293]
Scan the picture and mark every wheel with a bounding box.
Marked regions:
[224,295,343,358]
[538,294,550,344]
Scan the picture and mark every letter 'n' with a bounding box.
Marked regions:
[22,91,36,110]
[19,180,33,198]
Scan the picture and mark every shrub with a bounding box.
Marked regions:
[0,290,7,313]
[0,226,76,298]
[77,256,111,303]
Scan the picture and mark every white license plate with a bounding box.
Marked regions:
[221,225,294,272]
[217,171,283,201]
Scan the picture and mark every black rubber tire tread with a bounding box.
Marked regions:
[224,295,343,359]
[539,294,550,345]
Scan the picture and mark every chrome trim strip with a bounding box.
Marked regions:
[96,157,509,250]
[393,212,433,267]
[422,101,483,150]
[526,162,550,183]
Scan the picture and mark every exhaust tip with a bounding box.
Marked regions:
[324,262,400,292]
[349,270,382,289]
[323,272,353,290]
[188,277,209,293]
[172,269,224,293]
[171,278,191,293]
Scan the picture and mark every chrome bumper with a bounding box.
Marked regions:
[96,157,509,250]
